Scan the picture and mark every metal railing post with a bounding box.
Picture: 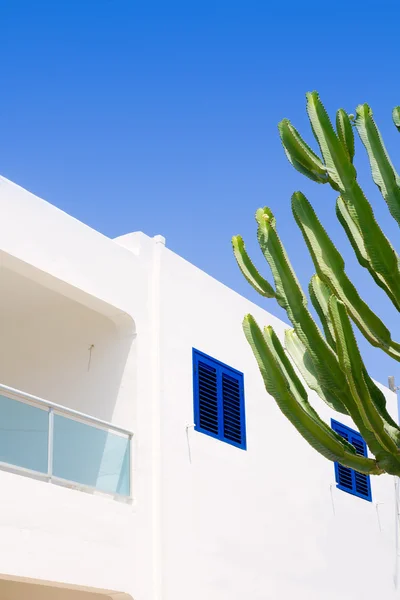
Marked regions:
[47,407,54,481]
[129,433,133,498]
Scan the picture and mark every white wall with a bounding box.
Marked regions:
[0,176,145,321]
[0,180,159,600]
[0,470,138,597]
[0,266,135,424]
[1,175,399,600]
[159,245,399,600]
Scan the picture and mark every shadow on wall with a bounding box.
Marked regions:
[0,265,136,424]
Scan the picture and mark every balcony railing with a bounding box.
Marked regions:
[0,383,133,498]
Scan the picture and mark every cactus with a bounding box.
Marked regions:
[233,92,400,476]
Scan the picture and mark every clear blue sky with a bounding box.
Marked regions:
[1,0,399,387]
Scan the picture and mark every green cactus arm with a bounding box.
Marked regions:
[256,207,306,311]
[340,185,400,295]
[266,325,351,440]
[306,91,356,190]
[288,284,400,432]
[393,107,400,132]
[336,196,400,310]
[264,324,308,403]
[281,151,326,185]
[308,271,400,432]
[292,191,400,360]
[336,109,355,163]
[284,328,346,412]
[255,206,356,408]
[242,314,383,474]
[305,92,400,293]
[309,275,336,350]
[307,271,400,431]
[328,297,400,458]
[363,367,400,432]
[355,103,400,226]
[253,206,400,470]
[278,119,329,184]
[232,235,275,298]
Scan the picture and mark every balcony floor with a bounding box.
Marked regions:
[0,576,132,600]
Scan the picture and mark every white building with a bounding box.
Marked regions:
[0,175,398,600]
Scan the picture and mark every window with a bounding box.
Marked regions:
[192,349,246,450]
[331,419,372,502]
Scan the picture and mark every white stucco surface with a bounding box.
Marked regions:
[158,245,399,600]
[0,176,398,600]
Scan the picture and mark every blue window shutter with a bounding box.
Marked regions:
[221,369,245,446]
[331,419,372,502]
[196,360,219,435]
[193,349,246,449]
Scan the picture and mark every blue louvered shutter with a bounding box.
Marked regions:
[350,434,371,499]
[221,369,243,445]
[196,358,219,435]
[193,349,246,449]
[331,420,372,501]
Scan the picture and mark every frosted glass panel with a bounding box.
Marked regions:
[52,414,130,495]
[0,394,48,472]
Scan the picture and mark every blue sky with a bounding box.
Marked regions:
[1,0,399,387]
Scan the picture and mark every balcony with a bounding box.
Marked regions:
[0,256,136,499]
[0,181,144,598]
[0,383,132,497]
